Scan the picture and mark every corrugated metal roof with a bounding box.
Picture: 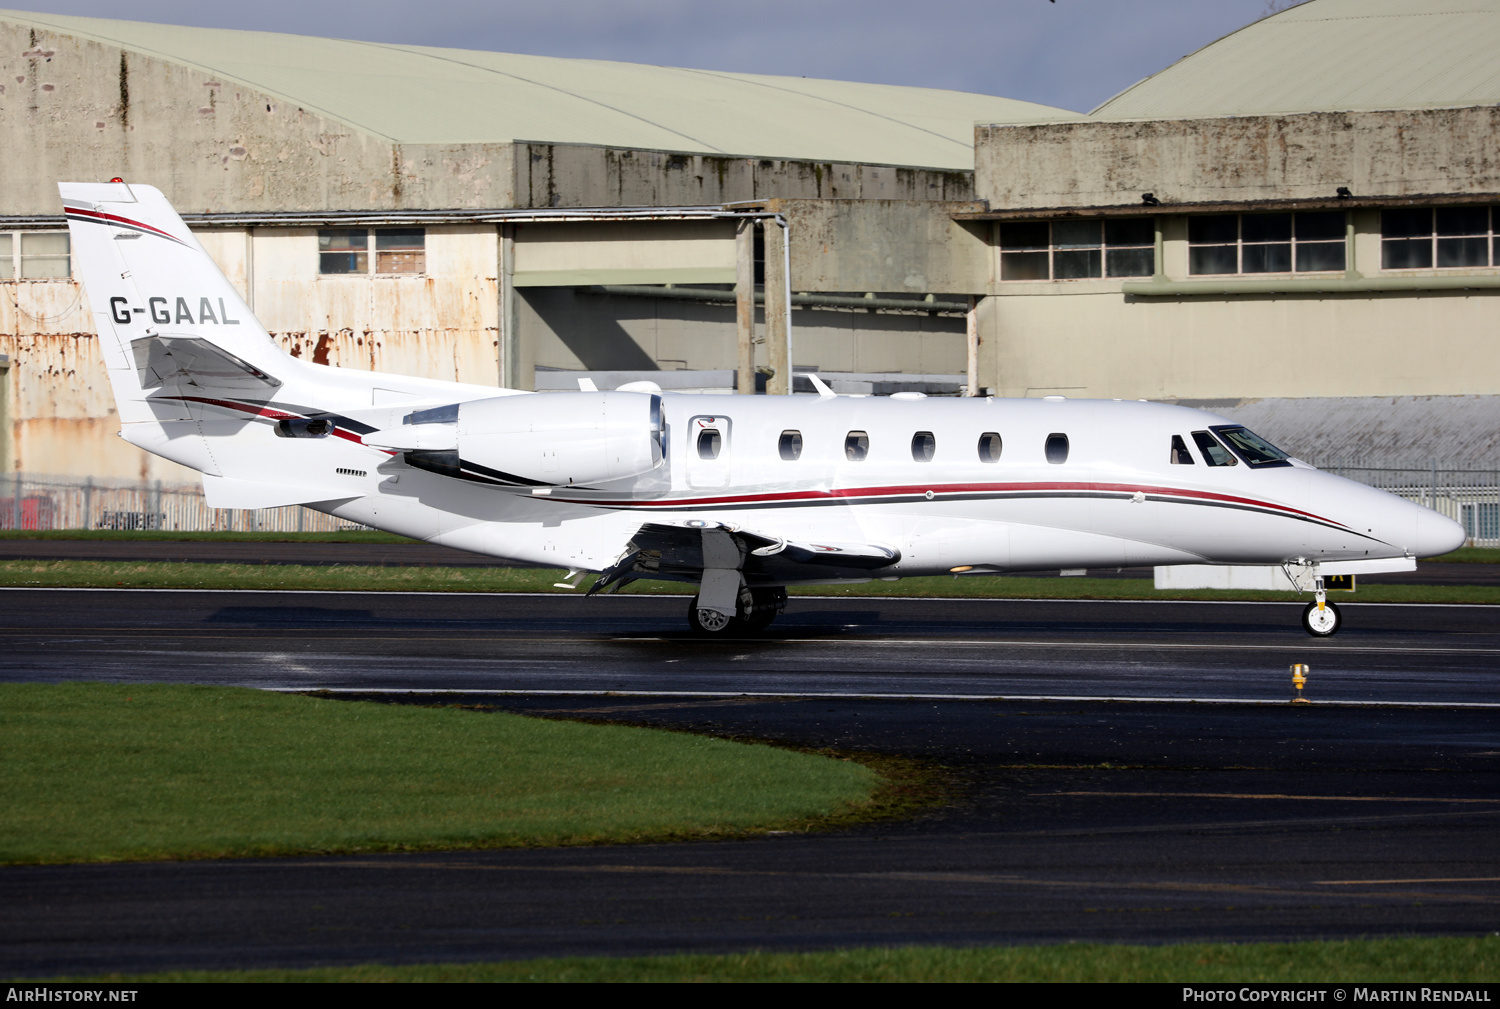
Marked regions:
[1196,395,1500,469]
[0,9,1081,169]
[1092,0,1500,121]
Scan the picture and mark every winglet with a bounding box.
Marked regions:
[798,372,836,398]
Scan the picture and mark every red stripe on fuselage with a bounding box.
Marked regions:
[165,395,378,448]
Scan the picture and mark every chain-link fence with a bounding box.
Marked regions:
[0,472,366,533]
[1310,461,1497,546]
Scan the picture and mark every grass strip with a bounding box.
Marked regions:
[0,684,880,865]
[0,558,1496,603]
[70,935,1500,983]
[0,529,413,543]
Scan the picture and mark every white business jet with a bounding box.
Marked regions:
[62,182,1465,637]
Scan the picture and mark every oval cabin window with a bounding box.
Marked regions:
[1045,433,1069,464]
[845,431,869,462]
[977,432,1002,463]
[911,431,935,462]
[697,429,722,460]
[779,430,802,461]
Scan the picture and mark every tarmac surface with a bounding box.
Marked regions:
[2,588,1498,976]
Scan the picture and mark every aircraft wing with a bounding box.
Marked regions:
[589,521,900,594]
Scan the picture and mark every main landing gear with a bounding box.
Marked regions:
[688,587,787,636]
[1301,575,1342,637]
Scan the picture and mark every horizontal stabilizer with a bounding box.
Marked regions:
[133,335,281,397]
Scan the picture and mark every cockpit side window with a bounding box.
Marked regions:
[1170,435,1194,465]
[845,431,869,462]
[1212,425,1292,468]
[1192,430,1237,467]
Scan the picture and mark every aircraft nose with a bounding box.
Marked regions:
[1413,507,1466,558]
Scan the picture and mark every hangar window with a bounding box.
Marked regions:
[977,432,1002,463]
[911,431,936,462]
[999,218,1154,281]
[319,228,426,275]
[844,431,869,462]
[1188,213,1345,275]
[1382,207,1496,270]
[779,430,802,461]
[0,232,71,281]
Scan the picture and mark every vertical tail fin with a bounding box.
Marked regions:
[61,181,284,474]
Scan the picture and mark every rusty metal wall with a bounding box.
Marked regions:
[1,224,500,482]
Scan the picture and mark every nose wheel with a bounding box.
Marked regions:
[1302,598,1342,637]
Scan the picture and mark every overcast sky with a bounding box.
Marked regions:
[9,1,1297,113]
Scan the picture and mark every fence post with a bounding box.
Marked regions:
[11,473,19,530]
[84,477,92,531]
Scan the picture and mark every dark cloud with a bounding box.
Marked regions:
[12,0,1277,112]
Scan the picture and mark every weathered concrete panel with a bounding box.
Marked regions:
[982,288,1500,401]
[517,143,974,208]
[976,107,1500,210]
[521,288,964,391]
[775,199,989,294]
[513,220,736,286]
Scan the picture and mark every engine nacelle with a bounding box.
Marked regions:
[369,392,665,488]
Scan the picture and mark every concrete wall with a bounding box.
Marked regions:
[520,288,966,391]
[0,23,518,214]
[513,220,737,286]
[976,106,1500,210]
[777,199,989,294]
[978,209,1500,399]
[515,143,974,209]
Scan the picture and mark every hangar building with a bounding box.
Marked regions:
[0,0,1496,540]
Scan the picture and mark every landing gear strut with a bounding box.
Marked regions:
[1301,576,1342,637]
[687,586,787,636]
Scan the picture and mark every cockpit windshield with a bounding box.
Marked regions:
[1211,426,1292,468]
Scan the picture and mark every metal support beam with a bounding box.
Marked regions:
[735,219,756,395]
[498,223,519,389]
[965,296,978,397]
[763,219,790,395]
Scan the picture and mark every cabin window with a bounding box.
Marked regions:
[999,218,1154,281]
[779,430,802,461]
[1188,212,1345,275]
[845,431,869,462]
[1045,433,1069,464]
[1192,430,1237,467]
[1213,425,1292,468]
[697,429,722,460]
[1382,207,1498,270]
[1170,435,1194,464]
[320,228,426,275]
[911,431,935,462]
[977,432,1002,463]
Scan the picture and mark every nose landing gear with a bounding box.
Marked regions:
[1301,575,1342,637]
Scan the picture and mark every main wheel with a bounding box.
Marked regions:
[1301,599,1342,637]
[688,596,740,635]
[741,587,787,631]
